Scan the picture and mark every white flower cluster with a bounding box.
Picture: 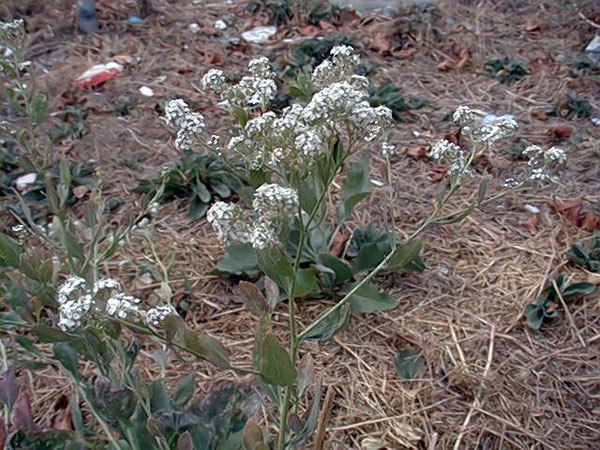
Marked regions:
[56,276,177,331]
[0,19,25,48]
[312,45,360,88]
[145,304,178,327]
[206,202,252,244]
[452,105,518,146]
[429,106,566,186]
[164,99,205,151]
[523,144,566,181]
[209,47,392,173]
[207,183,299,250]
[202,58,276,108]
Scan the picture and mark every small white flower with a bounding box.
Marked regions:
[248,56,274,79]
[106,293,140,319]
[429,139,460,161]
[145,304,178,327]
[58,276,87,305]
[543,146,566,166]
[164,99,191,127]
[201,69,227,94]
[381,142,396,158]
[502,177,519,188]
[207,202,252,244]
[529,167,549,181]
[453,105,474,127]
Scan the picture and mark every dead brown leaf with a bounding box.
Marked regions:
[522,215,540,233]
[113,54,133,65]
[428,164,447,183]
[525,17,541,32]
[456,46,471,69]
[405,147,426,159]
[331,232,351,257]
[372,32,392,56]
[73,185,89,199]
[548,198,600,228]
[299,25,320,36]
[437,60,454,72]
[548,125,572,139]
[394,48,417,59]
[531,109,548,121]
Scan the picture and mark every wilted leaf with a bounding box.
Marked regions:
[238,281,268,316]
[12,394,35,431]
[183,330,230,369]
[522,215,540,233]
[296,353,315,399]
[0,369,19,415]
[243,421,267,450]
[394,349,425,379]
[260,333,295,387]
[178,431,193,450]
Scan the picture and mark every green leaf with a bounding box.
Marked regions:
[300,304,350,341]
[293,267,320,298]
[394,349,425,379]
[28,94,49,127]
[53,343,80,380]
[150,379,171,412]
[58,159,72,208]
[353,242,388,273]
[256,246,293,287]
[318,253,353,284]
[260,333,296,386]
[387,240,423,271]
[212,183,232,198]
[349,282,396,313]
[0,311,28,330]
[54,218,84,260]
[525,304,544,330]
[0,233,21,267]
[182,330,230,369]
[213,243,259,276]
[32,325,73,343]
[562,282,596,298]
[338,153,371,221]
[188,195,209,220]
[173,373,195,409]
[233,106,249,127]
[194,181,211,203]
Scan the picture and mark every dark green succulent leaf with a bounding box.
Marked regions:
[293,267,320,298]
[562,282,597,298]
[32,325,73,343]
[182,329,230,369]
[394,349,425,379]
[242,421,267,450]
[353,242,388,273]
[525,304,545,330]
[256,246,293,288]
[338,153,371,221]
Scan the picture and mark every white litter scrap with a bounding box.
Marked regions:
[214,19,228,31]
[189,22,200,34]
[584,35,600,63]
[241,26,277,44]
[138,86,154,97]
[524,204,541,215]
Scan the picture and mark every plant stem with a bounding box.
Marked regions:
[76,384,123,450]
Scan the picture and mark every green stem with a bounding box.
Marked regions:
[77,384,123,450]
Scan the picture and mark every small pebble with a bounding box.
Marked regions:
[214,19,227,31]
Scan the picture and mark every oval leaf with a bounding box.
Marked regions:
[260,333,295,387]
[394,349,425,380]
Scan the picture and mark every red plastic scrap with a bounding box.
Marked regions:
[74,62,123,88]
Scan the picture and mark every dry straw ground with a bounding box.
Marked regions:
[2,0,600,448]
